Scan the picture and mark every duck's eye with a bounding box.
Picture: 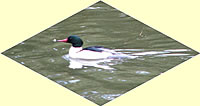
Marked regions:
[68,37,72,40]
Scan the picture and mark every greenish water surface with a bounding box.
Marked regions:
[2,2,199,105]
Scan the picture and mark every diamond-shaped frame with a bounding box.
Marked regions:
[0,0,199,105]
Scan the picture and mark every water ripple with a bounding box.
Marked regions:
[101,94,121,100]
[136,71,150,75]
[56,79,80,85]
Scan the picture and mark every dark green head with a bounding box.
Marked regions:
[57,35,83,47]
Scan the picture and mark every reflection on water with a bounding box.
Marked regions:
[63,54,116,70]
[2,1,199,105]
[56,79,80,85]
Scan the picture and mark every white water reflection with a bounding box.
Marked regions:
[56,79,80,85]
[136,71,150,75]
[101,94,121,100]
[86,7,101,10]
[63,55,116,70]
[164,49,191,52]
[132,51,169,56]
[156,53,190,57]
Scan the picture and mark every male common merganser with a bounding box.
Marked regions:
[56,35,117,59]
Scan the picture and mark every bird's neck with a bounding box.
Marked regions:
[69,46,83,54]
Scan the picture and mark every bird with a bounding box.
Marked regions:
[55,35,120,59]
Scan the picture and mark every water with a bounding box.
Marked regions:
[2,1,199,105]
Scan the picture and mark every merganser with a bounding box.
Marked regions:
[56,35,117,59]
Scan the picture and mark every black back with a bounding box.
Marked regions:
[83,46,105,52]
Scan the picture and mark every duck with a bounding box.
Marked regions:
[55,35,117,59]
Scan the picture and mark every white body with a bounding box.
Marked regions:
[62,54,114,69]
[68,46,114,59]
